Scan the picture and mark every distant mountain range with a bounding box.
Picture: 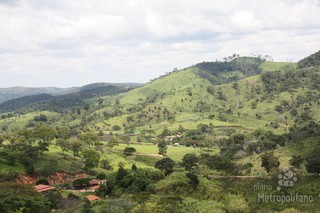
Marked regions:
[0,51,319,135]
[0,82,143,113]
[0,82,143,104]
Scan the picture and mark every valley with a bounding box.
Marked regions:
[0,51,320,212]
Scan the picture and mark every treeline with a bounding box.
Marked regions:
[297,50,320,68]
[0,85,133,114]
[261,66,320,94]
[196,56,264,84]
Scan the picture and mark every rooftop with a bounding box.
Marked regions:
[34,184,56,193]
[86,194,101,202]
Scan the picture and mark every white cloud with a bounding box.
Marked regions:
[0,0,319,87]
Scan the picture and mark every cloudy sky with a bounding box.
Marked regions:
[0,0,319,87]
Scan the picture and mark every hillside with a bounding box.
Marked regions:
[0,86,77,104]
[0,83,142,114]
[83,57,315,135]
[1,56,316,134]
[0,52,319,213]
[1,54,319,136]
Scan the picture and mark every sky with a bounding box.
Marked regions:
[0,0,320,88]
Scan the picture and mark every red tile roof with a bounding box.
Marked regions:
[89,179,106,185]
[34,184,56,193]
[86,194,101,202]
[90,185,100,190]
[89,179,99,185]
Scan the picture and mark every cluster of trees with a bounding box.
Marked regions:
[0,125,58,174]
[0,125,111,174]
[260,148,320,175]
[124,106,176,128]
[157,124,215,148]
[0,182,81,213]
[261,67,320,95]
[196,56,264,84]
[95,164,164,197]
[297,50,320,68]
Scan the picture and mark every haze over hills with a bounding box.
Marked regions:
[0,82,143,113]
[0,82,143,104]
[0,86,77,104]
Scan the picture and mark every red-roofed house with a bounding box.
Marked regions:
[34,184,56,193]
[89,179,106,186]
[90,185,100,190]
[86,194,101,202]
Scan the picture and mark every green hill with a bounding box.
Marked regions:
[0,83,140,114]
[297,50,320,68]
[2,55,316,135]
[0,52,319,213]
[81,57,318,135]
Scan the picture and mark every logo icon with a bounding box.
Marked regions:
[277,166,297,191]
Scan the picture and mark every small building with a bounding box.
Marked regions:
[34,184,56,193]
[88,185,101,192]
[89,179,106,186]
[86,194,101,202]
[164,134,181,142]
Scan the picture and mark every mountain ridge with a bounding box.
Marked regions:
[0,82,143,104]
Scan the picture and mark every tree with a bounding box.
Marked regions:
[261,153,280,173]
[96,173,106,179]
[274,105,284,113]
[100,159,113,170]
[80,132,99,146]
[32,125,56,143]
[112,125,121,131]
[0,182,51,213]
[69,138,82,156]
[289,155,304,169]
[206,86,215,95]
[186,172,199,188]
[82,149,100,170]
[230,132,247,145]
[34,114,48,122]
[158,141,168,156]
[159,128,171,139]
[181,153,198,172]
[306,147,320,175]
[0,134,4,145]
[132,164,137,171]
[155,158,175,176]
[81,199,93,213]
[200,154,238,175]
[45,191,63,209]
[116,164,128,181]
[123,147,136,156]
[106,140,119,150]
[56,139,70,157]
[124,127,135,134]
[56,127,71,140]
[36,177,49,185]
[98,98,104,106]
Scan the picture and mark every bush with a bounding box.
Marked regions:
[0,171,17,182]
[155,172,190,195]
[100,159,113,170]
[35,177,49,185]
[45,191,63,209]
[0,183,51,213]
[306,147,320,175]
[123,147,136,156]
[112,125,121,131]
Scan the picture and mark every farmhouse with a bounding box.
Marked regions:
[86,194,102,202]
[89,179,107,186]
[34,184,56,193]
